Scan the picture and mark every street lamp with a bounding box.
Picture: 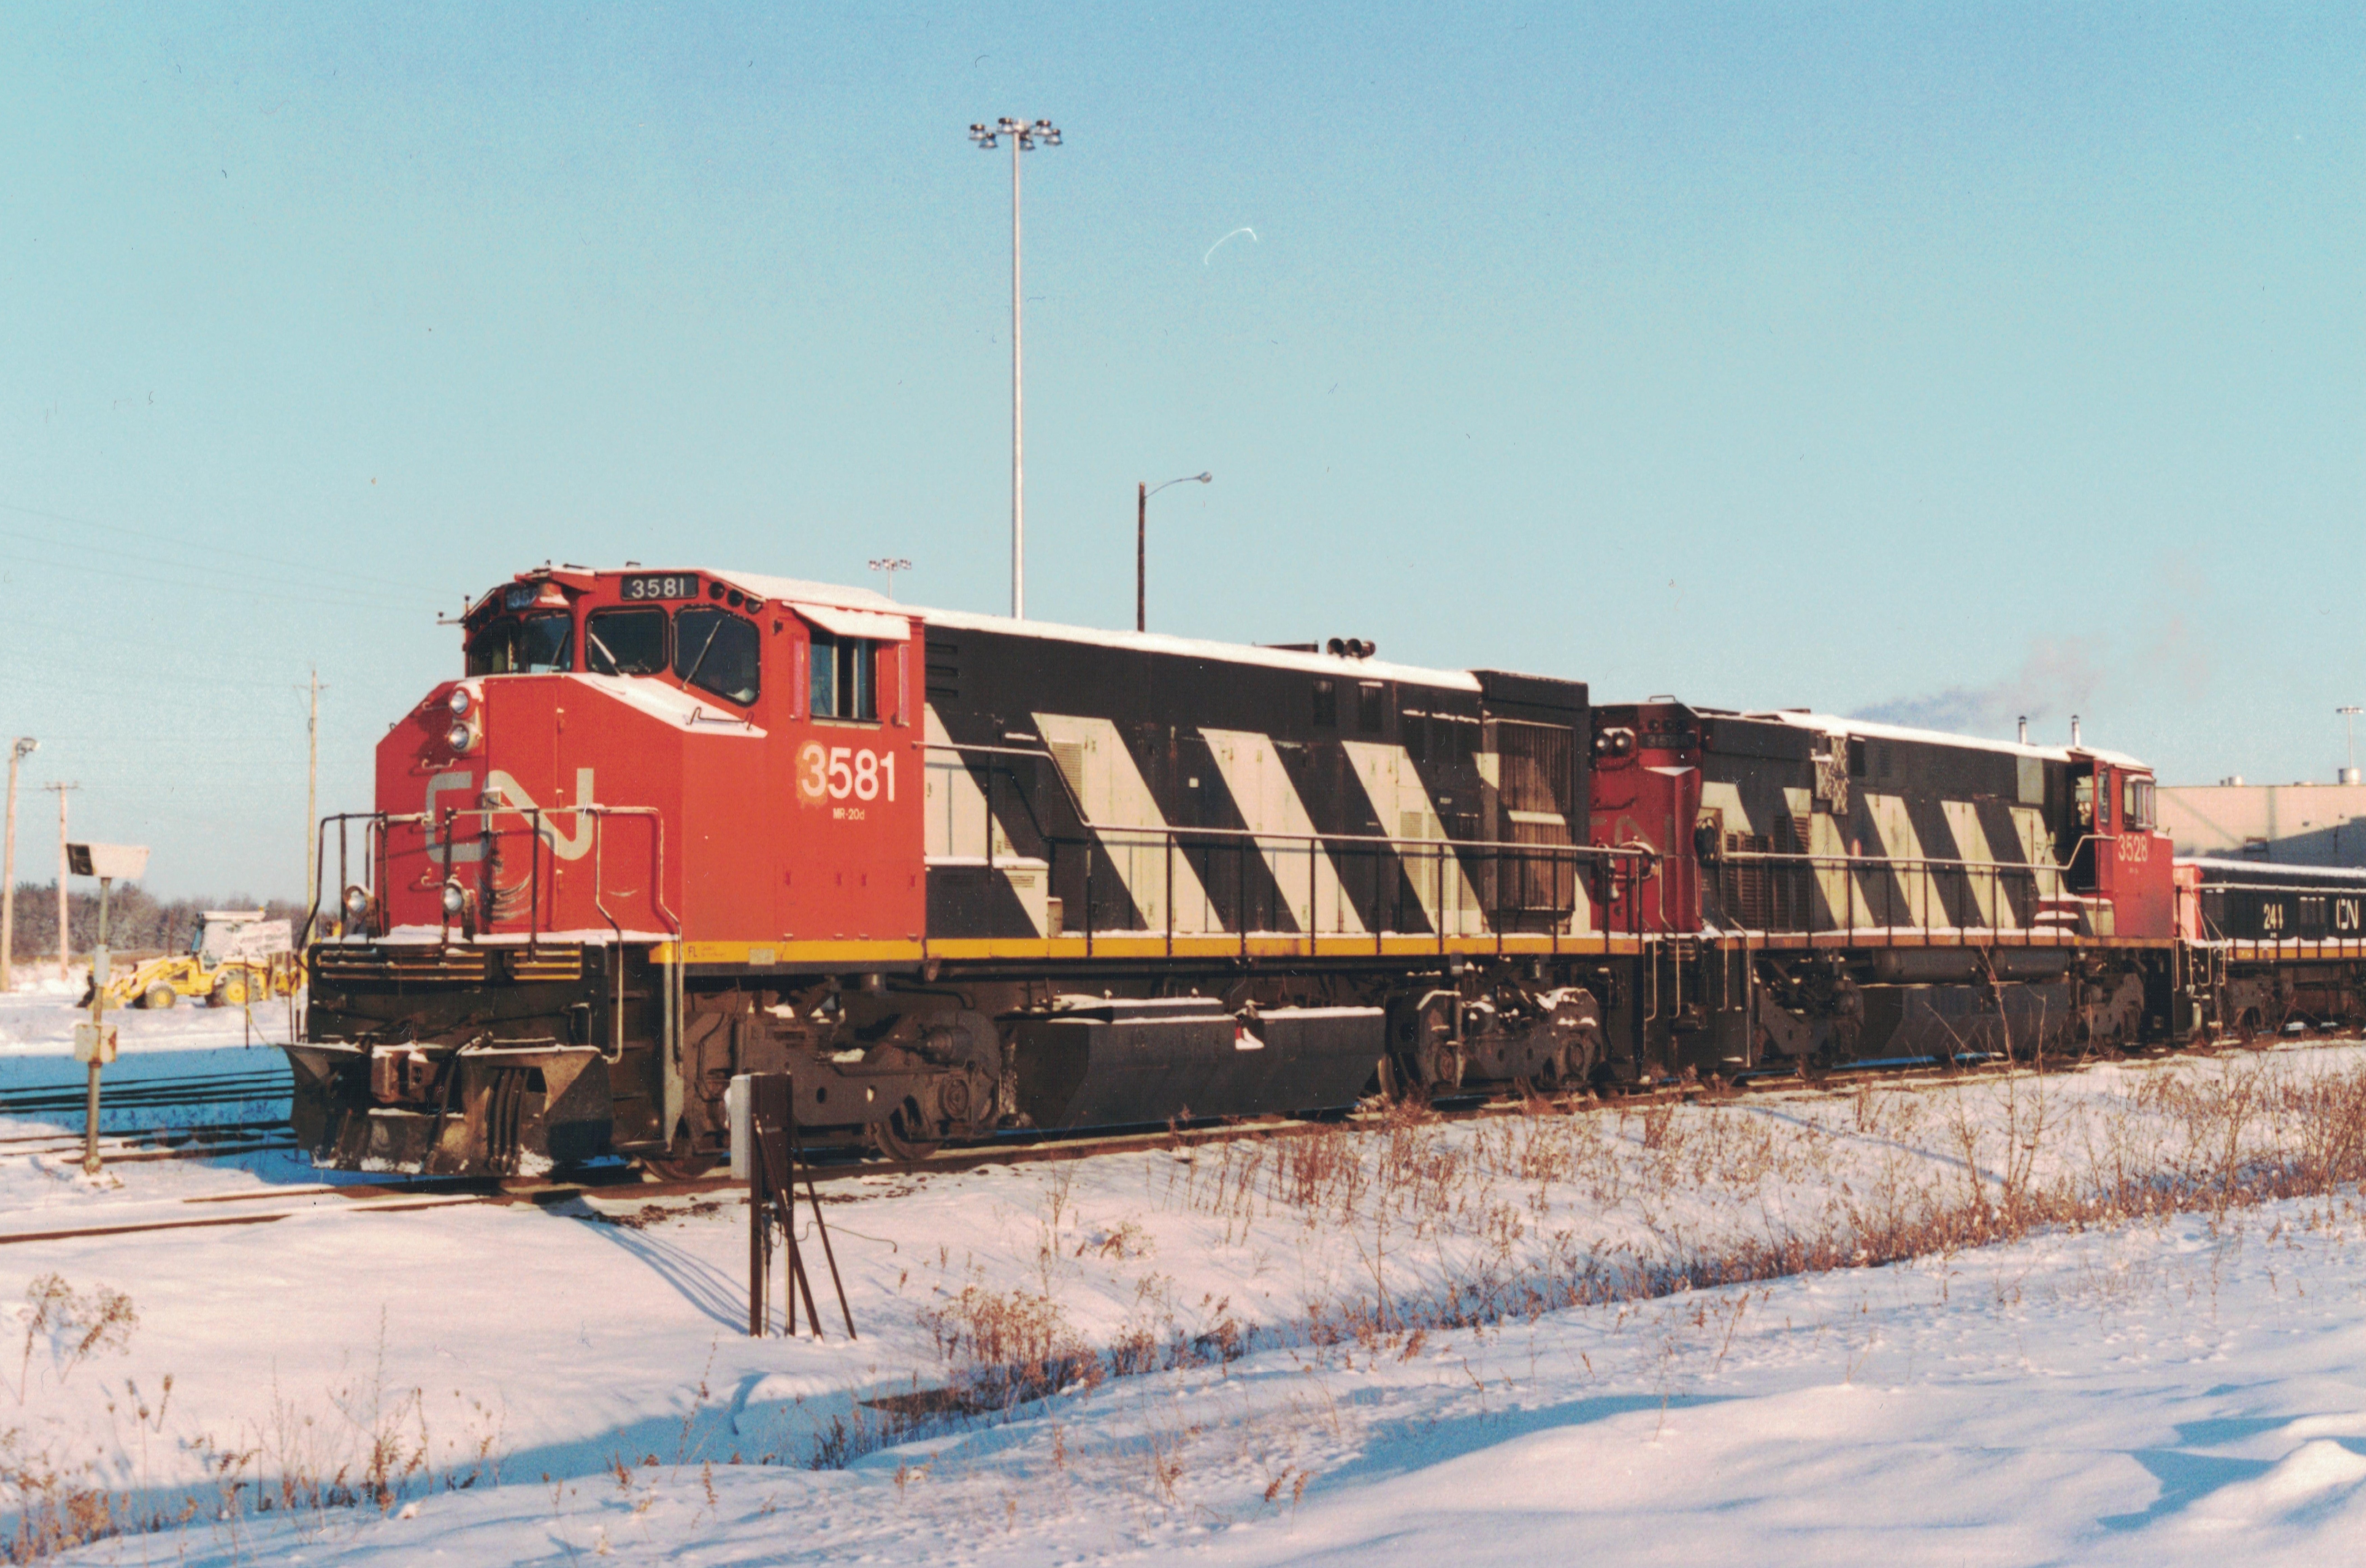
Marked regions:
[1137,473,1212,632]
[969,116,1062,620]
[2340,705,2362,785]
[868,558,913,601]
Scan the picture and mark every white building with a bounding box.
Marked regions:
[2158,781,2366,867]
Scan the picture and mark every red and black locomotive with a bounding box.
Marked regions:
[288,564,2366,1174]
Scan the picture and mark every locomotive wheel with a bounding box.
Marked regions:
[642,1137,720,1183]
[868,1100,941,1163]
[929,1066,995,1139]
[1372,1054,1429,1111]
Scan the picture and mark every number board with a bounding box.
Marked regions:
[619,573,702,602]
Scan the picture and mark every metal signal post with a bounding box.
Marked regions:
[732,1073,854,1341]
[969,116,1061,620]
[66,841,147,1176]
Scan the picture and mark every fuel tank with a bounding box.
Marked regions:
[1013,998,1384,1129]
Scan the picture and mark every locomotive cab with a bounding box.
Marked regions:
[2059,752,2173,938]
[295,565,933,1175]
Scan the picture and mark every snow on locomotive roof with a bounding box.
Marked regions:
[2179,856,2366,884]
[1749,710,2149,770]
[711,572,902,612]
[915,605,1485,690]
[697,571,1486,691]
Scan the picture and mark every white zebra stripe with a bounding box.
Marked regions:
[1033,713,1216,934]
[1939,800,2000,928]
[1339,739,1483,935]
[1203,730,1368,935]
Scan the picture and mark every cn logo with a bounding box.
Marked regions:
[423,768,596,862]
[488,768,596,861]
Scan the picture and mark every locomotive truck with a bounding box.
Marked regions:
[288,564,2366,1175]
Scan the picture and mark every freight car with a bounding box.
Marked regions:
[289,565,2366,1176]
[2175,858,2366,1038]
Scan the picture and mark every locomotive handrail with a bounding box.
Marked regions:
[1038,822,1641,951]
[584,806,679,1073]
[1044,814,1645,860]
[923,739,1637,855]
[925,737,1645,948]
[306,810,385,948]
[308,802,679,1072]
[1703,845,2070,945]
[927,741,1052,759]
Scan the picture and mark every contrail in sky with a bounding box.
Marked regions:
[1202,227,1258,266]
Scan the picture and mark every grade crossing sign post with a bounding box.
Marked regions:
[68,842,148,1176]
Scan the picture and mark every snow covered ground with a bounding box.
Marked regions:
[54,1196,2363,1568]
[0,973,2362,1565]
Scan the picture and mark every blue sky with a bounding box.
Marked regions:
[2,3,2358,897]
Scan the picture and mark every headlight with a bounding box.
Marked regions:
[441,879,467,917]
[447,686,473,717]
[447,721,477,754]
[342,885,371,924]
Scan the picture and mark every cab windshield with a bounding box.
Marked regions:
[467,613,574,675]
[586,607,668,676]
[673,607,759,705]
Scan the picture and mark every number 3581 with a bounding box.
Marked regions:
[797,743,896,805]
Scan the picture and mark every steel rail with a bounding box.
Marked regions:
[5,1028,2360,1247]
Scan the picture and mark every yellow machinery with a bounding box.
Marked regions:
[93,910,303,1010]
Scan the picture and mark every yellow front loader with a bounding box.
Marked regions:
[89,910,303,1010]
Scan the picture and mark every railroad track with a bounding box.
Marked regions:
[0,1120,297,1167]
[0,1070,293,1121]
[0,1036,2353,1248]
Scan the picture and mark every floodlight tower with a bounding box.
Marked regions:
[969,116,1062,619]
[2340,705,2362,785]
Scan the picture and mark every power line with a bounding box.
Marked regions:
[0,529,450,612]
[0,544,447,615]
[0,498,456,597]
[0,524,444,610]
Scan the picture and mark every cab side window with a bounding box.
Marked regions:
[808,631,877,720]
[2123,777,2155,831]
[673,607,760,706]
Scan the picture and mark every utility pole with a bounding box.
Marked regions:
[300,670,325,938]
[1136,473,1212,633]
[969,116,1061,619]
[42,782,77,982]
[1,738,35,993]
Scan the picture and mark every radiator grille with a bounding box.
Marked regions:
[505,948,585,983]
[313,946,489,984]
